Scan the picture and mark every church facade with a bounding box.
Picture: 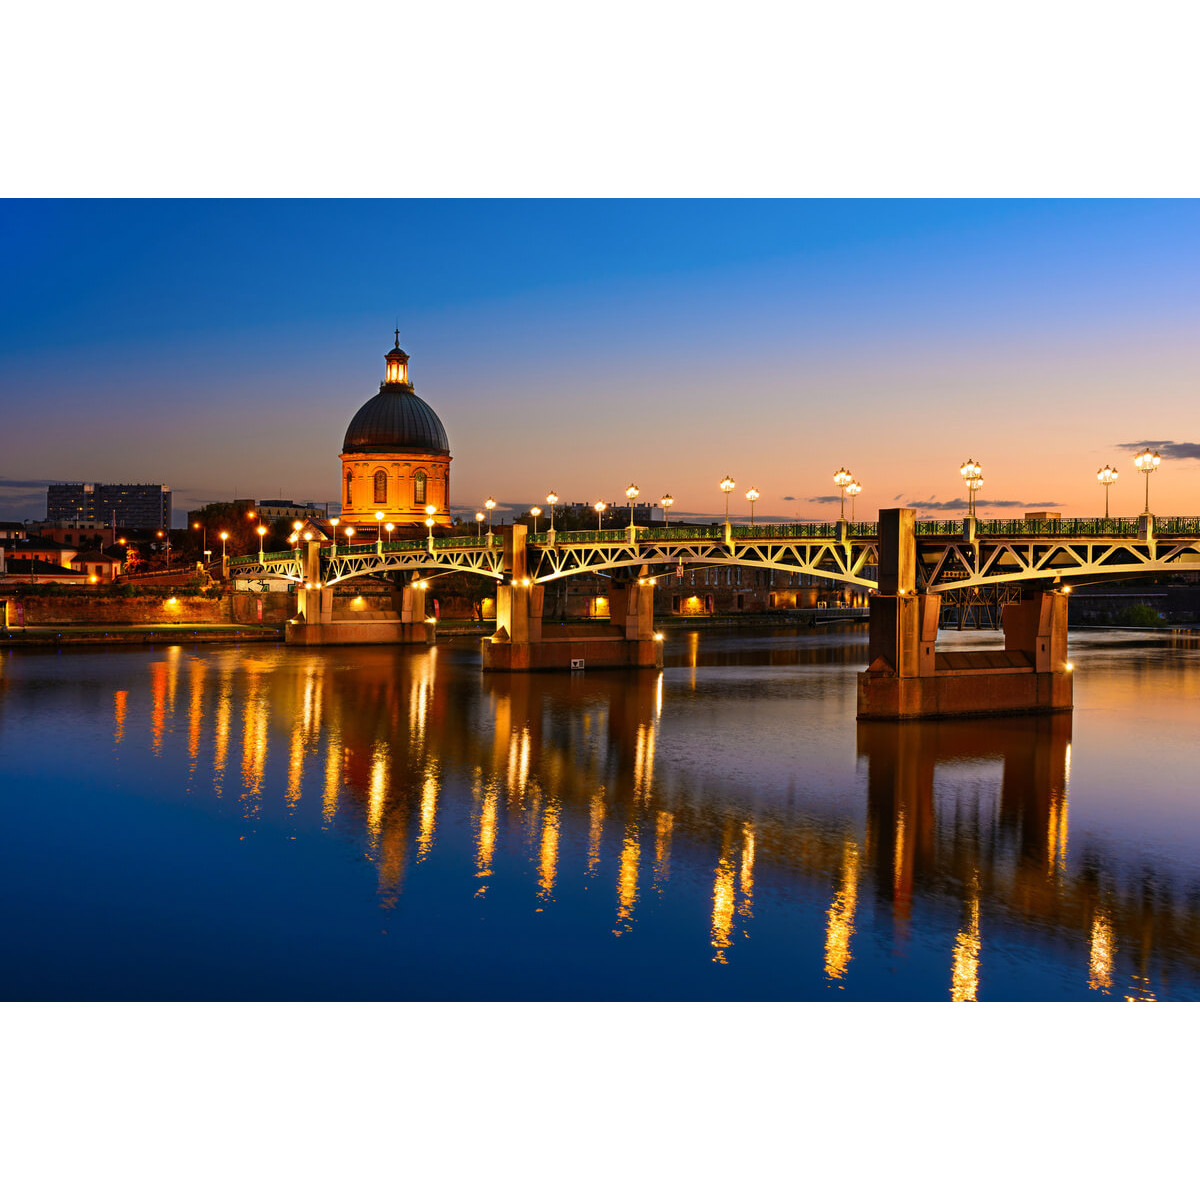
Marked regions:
[339,336,451,531]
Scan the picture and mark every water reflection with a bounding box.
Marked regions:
[7,632,1200,999]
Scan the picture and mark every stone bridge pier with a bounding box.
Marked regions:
[857,508,1073,720]
[286,539,434,646]
[482,525,662,672]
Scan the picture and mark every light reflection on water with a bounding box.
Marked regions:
[2,627,1200,1000]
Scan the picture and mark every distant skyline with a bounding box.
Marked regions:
[2,199,1198,526]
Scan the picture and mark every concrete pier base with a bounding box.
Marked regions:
[286,619,433,646]
[856,508,1073,721]
[286,549,434,645]
[481,531,662,671]
[857,591,1073,720]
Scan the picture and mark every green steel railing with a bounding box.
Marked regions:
[1153,517,1200,536]
[637,526,722,542]
[976,517,1143,537]
[553,528,629,544]
[914,521,961,536]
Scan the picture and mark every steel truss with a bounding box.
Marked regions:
[919,535,1200,592]
[533,536,880,588]
[226,530,1200,594]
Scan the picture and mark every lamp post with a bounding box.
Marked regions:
[660,494,674,527]
[625,484,639,528]
[745,487,760,526]
[1134,449,1160,514]
[485,498,496,538]
[375,510,385,555]
[720,476,735,525]
[960,459,983,518]
[219,531,229,568]
[193,522,206,559]
[595,500,607,531]
[546,491,558,533]
[256,525,267,561]
[845,480,861,523]
[1097,465,1118,519]
[833,468,853,520]
[425,516,435,548]
[329,517,339,557]
[530,506,541,535]
[475,510,485,538]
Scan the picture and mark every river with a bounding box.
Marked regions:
[2,625,1198,1000]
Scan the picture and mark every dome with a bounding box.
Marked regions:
[342,387,450,455]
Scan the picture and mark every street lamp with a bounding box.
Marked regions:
[256,525,267,560]
[595,500,607,531]
[193,522,206,558]
[833,468,853,520]
[1134,449,1160,514]
[960,459,983,518]
[530,506,542,535]
[219,531,229,565]
[720,476,735,524]
[745,486,760,526]
[485,498,496,536]
[475,510,485,537]
[1097,465,1118,519]
[660,494,674,527]
[625,484,640,528]
[546,491,558,533]
[845,479,862,523]
[329,516,339,557]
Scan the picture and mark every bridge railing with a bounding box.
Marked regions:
[914,520,961,536]
[728,522,843,538]
[554,528,629,544]
[1154,517,1200,536]
[637,526,722,542]
[976,517,1143,537]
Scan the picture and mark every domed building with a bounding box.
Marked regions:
[339,335,451,530]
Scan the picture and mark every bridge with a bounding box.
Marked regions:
[225,509,1200,718]
[228,511,1200,592]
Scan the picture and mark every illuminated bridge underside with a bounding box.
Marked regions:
[227,523,1200,593]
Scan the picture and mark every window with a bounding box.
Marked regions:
[374,470,387,504]
[345,473,353,505]
[413,470,427,506]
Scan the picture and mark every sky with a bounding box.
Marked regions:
[2,198,1198,526]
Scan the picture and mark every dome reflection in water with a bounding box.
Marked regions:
[1,627,1198,1000]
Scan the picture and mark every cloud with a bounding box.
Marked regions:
[0,478,56,490]
[781,495,795,502]
[898,496,1061,511]
[1115,441,1200,460]
[805,495,841,504]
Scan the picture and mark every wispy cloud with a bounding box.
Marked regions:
[805,495,841,505]
[0,477,56,490]
[1115,440,1200,460]
[899,496,1061,511]
[781,495,795,502]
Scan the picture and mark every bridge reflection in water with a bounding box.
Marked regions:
[67,638,1200,999]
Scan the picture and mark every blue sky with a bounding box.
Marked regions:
[3,199,1198,524]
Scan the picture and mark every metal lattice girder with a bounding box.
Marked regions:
[534,535,880,588]
[919,535,1200,592]
[224,525,1200,593]
[322,545,504,585]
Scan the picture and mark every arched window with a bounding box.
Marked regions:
[413,470,427,506]
[345,472,353,506]
[374,470,388,504]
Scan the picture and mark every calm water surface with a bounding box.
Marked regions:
[3,626,1199,1000]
